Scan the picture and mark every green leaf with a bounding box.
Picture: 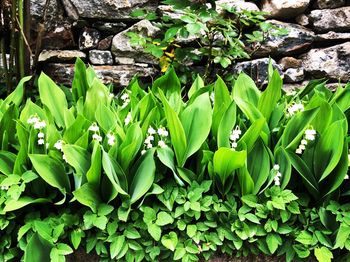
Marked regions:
[56,243,73,255]
[73,183,101,213]
[258,70,282,121]
[148,223,162,241]
[186,225,197,238]
[161,232,178,251]
[29,154,70,193]
[334,224,350,249]
[217,101,236,148]
[157,146,184,186]
[0,151,16,176]
[110,235,125,259]
[245,213,260,224]
[314,247,333,262]
[188,75,204,99]
[129,149,156,204]
[213,148,246,184]
[186,23,202,34]
[24,233,53,262]
[156,211,174,226]
[233,73,260,107]
[124,227,141,239]
[86,141,102,185]
[1,76,31,111]
[212,76,231,138]
[180,92,212,164]
[240,118,266,153]
[70,229,84,250]
[314,120,344,181]
[174,247,186,260]
[266,233,281,254]
[38,72,68,127]
[296,231,314,246]
[3,197,50,213]
[83,78,109,121]
[159,90,187,166]
[72,57,89,102]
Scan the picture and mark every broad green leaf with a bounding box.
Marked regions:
[0,151,16,175]
[314,120,344,181]
[239,118,266,153]
[213,148,246,184]
[129,149,156,204]
[281,108,319,149]
[73,183,101,213]
[3,197,50,213]
[314,247,333,262]
[157,146,184,186]
[63,115,89,144]
[24,233,53,262]
[1,76,31,112]
[180,92,212,164]
[148,223,161,241]
[110,235,126,259]
[38,72,68,127]
[86,141,102,185]
[118,123,143,171]
[161,232,178,251]
[159,90,186,166]
[334,224,350,249]
[95,104,117,132]
[0,104,18,146]
[217,101,236,148]
[72,57,89,102]
[102,150,128,195]
[29,154,70,193]
[233,73,260,107]
[212,76,231,138]
[13,122,29,175]
[83,78,109,121]
[266,233,281,254]
[237,165,254,195]
[258,70,282,121]
[296,231,314,245]
[188,75,204,99]
[70,229,84,250]
[275,147,292,189]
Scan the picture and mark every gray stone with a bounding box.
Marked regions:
[295,14,309,26]
[38,50,86,62]
[231,58,283,86]
[157,5,185,20]
[278,57,302,70]
[79,28,101,50]
[30,0,63,21]
[69,0,158,20]
[92,22,127,34]
[115,57,135,65]
[315,31,350,42]
[216,0,260,14]
[97,36,113,50]
[41,23,75,50]
[261,0,310,19]
[44,63,157,86]
[316,0,346,9]
[89,50,113,65]
[301,42,350,82]
[284,68,304,83]
[309,7,350,32]
[253,20,314,57]
[111,20,160,65]
[61,0,79,20]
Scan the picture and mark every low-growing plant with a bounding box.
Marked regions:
[0,59,349,261]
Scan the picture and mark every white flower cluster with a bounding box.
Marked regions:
[88,123,102,142]
[27,114,47,145]
[286,102,304,117]
[124,112,132,126]
[273,164,282,186]
[141,126,169,155]
[296,128,316,154]
[121,92,131,109]
[210,92,215,105]
[345,175,349,180]
[54,140,68,162]
[229,126,242,150]
[107,132,116,146]
[1,185,9,190]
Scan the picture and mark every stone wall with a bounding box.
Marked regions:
[27,0,350,87]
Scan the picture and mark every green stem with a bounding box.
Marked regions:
[9,0,17,85]
[18,0,25,79]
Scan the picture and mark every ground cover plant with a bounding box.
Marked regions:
[0,59,350,262]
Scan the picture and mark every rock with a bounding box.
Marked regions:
[69,0,158,20]
[44,63,157,86]
[284,68,304,83]
[41,23,75,50]
[261,0,310,19]
[295,14,309,26]
[216,0,260,14]
[38,50,86,62]
[89,50,113,65]
[309,7,350,32]
[30,0,63,23]
[97,36,113,50]
[278,57,302,70]
[315,31,350,42]
[111,20,160,65]
[79,28,100,50]
[301,42,350,82]
[231,58,283,86]
[157,5,185,20]
[253,20,314,57]
[92,22,127,34]
[316,0,346,9]
[115,57,135,65]
[61,0,79,20]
